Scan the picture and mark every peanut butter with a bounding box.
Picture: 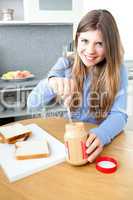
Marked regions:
[64,122,88,166]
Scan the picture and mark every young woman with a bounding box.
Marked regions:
[27,9,128,162]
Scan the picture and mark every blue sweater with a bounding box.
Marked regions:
[27,57,128,146]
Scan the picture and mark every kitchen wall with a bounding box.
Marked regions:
[0,25,73,78]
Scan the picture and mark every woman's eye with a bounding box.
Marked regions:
[96,42,103,47]
[81,39,88,44]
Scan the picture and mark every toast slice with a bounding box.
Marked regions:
[0,123,32,144]
[15,140,49,160]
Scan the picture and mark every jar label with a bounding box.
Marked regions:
[81,141,87,160]
[65,141,70,160]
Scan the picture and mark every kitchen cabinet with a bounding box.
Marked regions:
[0,79,41,119]
[0,87,31,119]
[0,0,83,25]
[24,0,83,24]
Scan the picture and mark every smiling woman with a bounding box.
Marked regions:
[27,9,128,163]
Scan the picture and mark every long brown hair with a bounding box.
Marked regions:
[70,9,124,121]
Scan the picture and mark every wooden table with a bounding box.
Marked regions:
[0,117,133,200]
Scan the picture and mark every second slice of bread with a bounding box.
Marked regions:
[15,140,49,160]
[0,123,32,144]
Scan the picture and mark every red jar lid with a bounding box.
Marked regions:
[95,156,118,174]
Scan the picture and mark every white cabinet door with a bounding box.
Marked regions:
[23,0,83,24]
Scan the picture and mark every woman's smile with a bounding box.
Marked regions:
[84,54,97,61]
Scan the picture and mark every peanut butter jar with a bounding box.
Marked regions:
[64,122,88,166]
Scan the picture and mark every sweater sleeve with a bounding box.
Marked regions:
[89,64,128,145]
[27,57,70,112]
[27,78,56,112]
[48,57,71,78]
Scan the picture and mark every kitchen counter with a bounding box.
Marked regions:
[0,117,133,200]
[0,77,41,89]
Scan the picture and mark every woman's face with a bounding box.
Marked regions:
[77,30,106,67]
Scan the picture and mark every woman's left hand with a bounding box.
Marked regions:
[86,133,103,163]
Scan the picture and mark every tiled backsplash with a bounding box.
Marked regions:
[0,25,73,79]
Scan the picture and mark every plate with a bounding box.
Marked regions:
[1,75,35,82]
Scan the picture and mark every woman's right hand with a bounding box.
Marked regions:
[48,77,76,105]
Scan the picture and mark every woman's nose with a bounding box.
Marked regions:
[85,44,95,54]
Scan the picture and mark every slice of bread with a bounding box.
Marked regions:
[0,123,32,144]
[15,140,49,160]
